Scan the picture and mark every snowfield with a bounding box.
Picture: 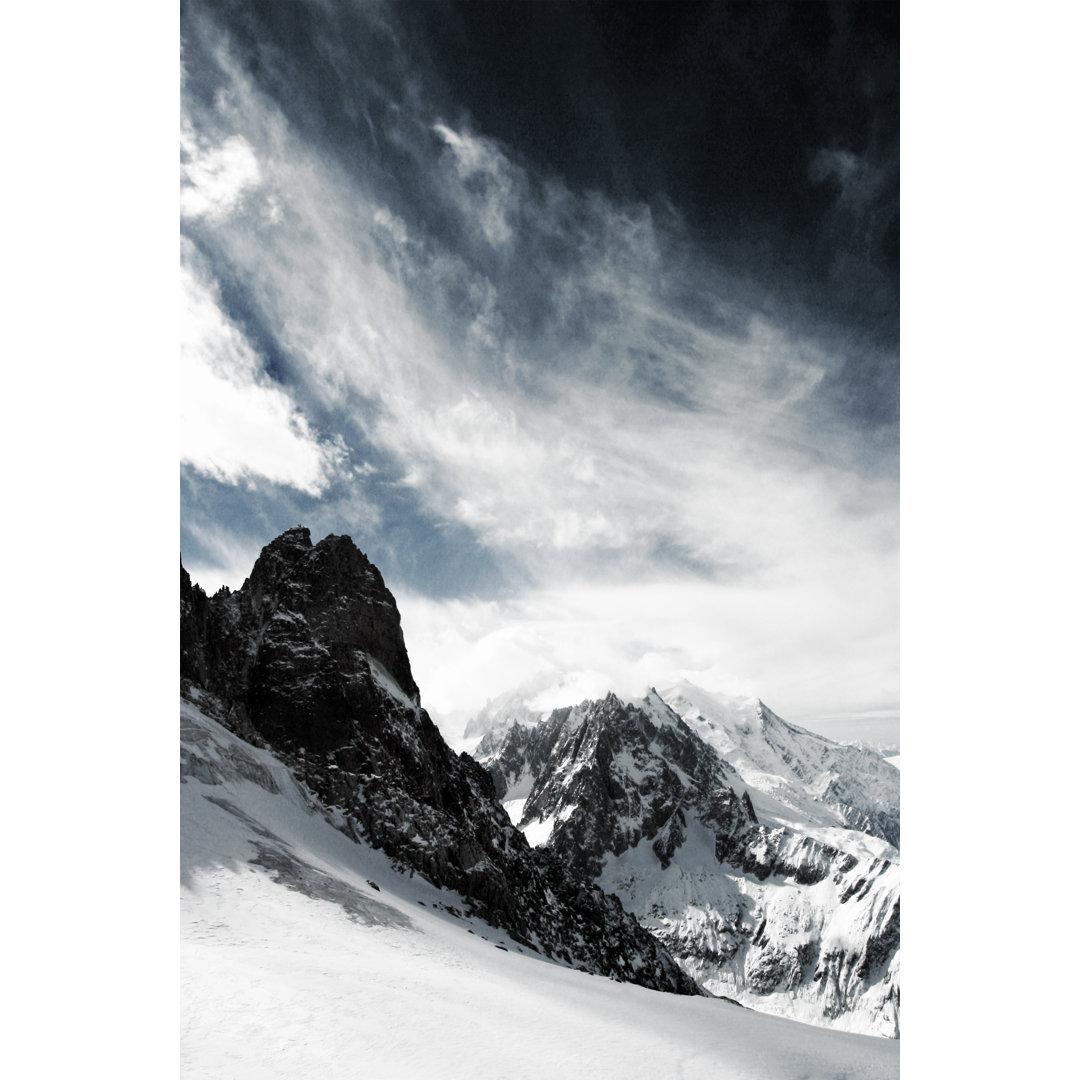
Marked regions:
[181,699,899,1078]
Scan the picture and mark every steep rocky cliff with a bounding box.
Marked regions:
[180,527,698,996]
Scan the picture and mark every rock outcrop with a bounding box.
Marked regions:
[180,528,699,997]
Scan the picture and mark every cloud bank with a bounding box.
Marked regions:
[179,1,899,740]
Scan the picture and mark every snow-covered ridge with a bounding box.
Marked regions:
[468,678,899,847]
[474,687,900,1036]
[181,696,899,1078]
[660,681,899,848]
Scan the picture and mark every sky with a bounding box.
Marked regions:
[180,0,900,745]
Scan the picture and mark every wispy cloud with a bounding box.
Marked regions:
[434,124,518,249]
[180,240,347,495]
[180,124,261,221]
[179,3,898,730]
[397,568,899,737]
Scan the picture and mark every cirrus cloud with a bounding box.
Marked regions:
[181,239,347,495]
[179,2,898,741]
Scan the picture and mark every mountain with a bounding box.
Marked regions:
[462,683,546,742]
[659,681,900,849]
[474,688,900,1036]
[180,527,697,995]
[181,691,900,1078]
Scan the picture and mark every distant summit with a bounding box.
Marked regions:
[660,681,900,848]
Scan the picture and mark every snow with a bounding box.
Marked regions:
[181,698,898,1078]
[367,656,417,710]
[501,769,537,804]
[594,806,899,1035]
[522,803,577,848]
[521,814,556,847]
[659,681,898,840]
[630,687,683,728]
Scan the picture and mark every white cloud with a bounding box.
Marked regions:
[179,40,898,733]
[434,124,517,248]
[397,565,899,738]
[180,126,261,221]
[180,241,346,495]
[179,69,867,585]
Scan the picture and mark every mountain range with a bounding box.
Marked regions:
[472,686,899,1036]
[180,526,901,1073]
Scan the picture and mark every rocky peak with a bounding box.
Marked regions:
[475,693,754,882]
[263,523,313,552]
[181,528,700,998]
[181,529,419,741]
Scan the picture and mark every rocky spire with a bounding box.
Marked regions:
[180,527,700,997]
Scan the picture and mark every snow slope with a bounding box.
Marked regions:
[597,815,900,1036]
[181,698,898,1079]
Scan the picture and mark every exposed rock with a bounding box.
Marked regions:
[180,528,699,997]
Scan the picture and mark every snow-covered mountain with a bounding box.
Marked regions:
[181,527,696,994]
[660,681,900,848]
[462,684,546,742]
[474,688,900,1036]
[180,525,901,1070]
[181,692,899,1078]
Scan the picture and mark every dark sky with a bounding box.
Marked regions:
[185,0,898,397]
[179,0,900,731]
[406,1,899,339]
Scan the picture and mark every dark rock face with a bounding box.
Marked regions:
[182,527,418,735]
[478,690,853,889]
[180,528,699,997]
